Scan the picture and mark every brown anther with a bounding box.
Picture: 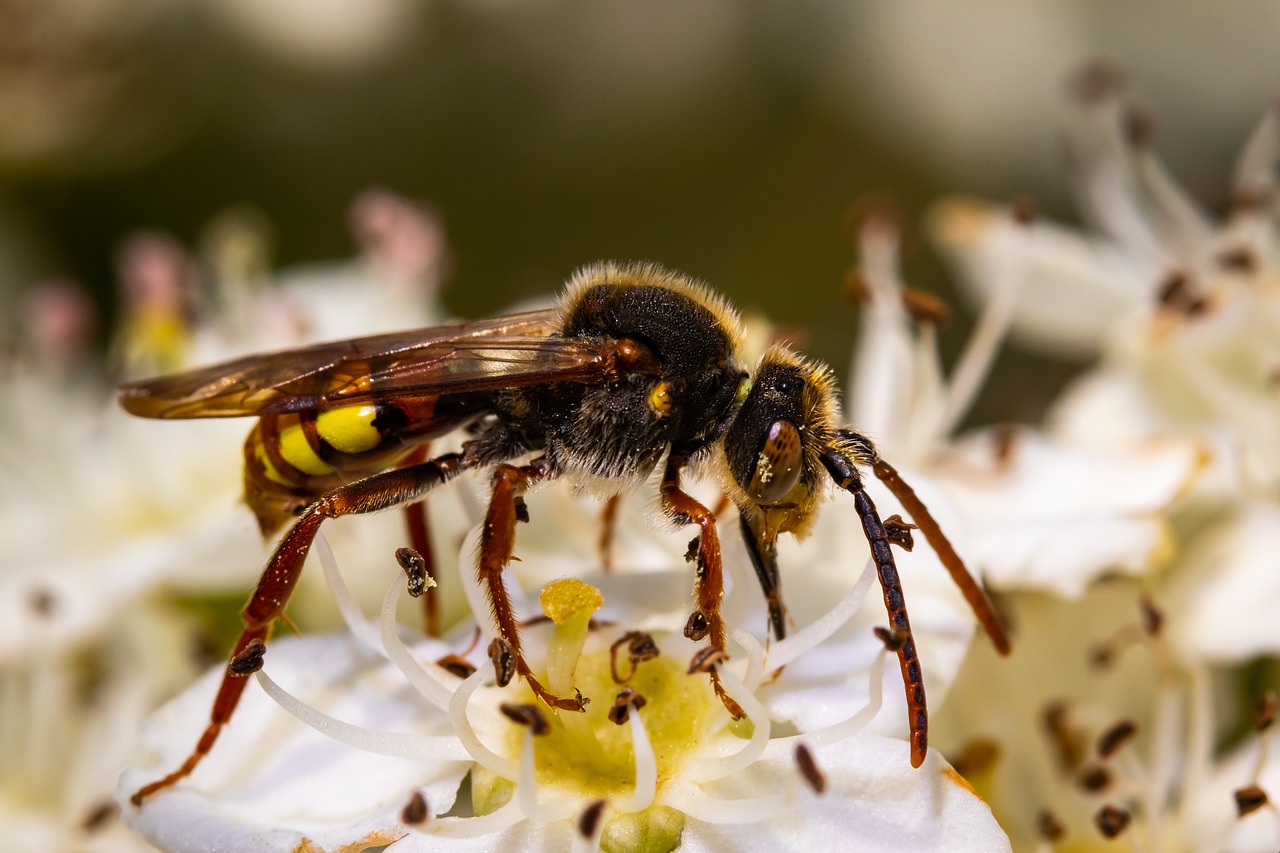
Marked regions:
[874,625,907,652]
[1234,784,1269,817]
[513,496,530,524]
[1231,188,1273,214]
[950,740,1001,777]
[1121,103,1154,148]
[1088,643,1115,670]
[80,799,118,833]
[435,653,477,679]
[499,702,550,735]
[843,197,903,245]
[688,646,729,675]
[401,790,430,825]
[609,631,660,683]
[1043,700,1084,772]
[29,588,57,617]
[1010,195,1037,226]
[578,799,608,839]
[882,515,917,552]
[1036,810,1065,842]
[991,424,1019,468]
[229,638,267,676]
[1097,719,1138,758]
[396,547,428,598]
[1156,271,1208,317]
[683,537,700,564]
[795,743,827,794]
[1094,804,1131,838]
[900,287,951,327]
[1139,595,1164,637]
[488,637,516,687]
[608,686,648,725]
[1255,692,1277,732]
[684,610,710,642]
[1078,765,1112,793]
[1217,246,1258,273]
[842,269,872,304]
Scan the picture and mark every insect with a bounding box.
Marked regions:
[121,261,1009,804]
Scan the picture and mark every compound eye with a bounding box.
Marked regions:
[747,419,803,505]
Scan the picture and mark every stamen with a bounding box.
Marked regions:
[396,547,434,598]
[380,578,455,711]
[516,729,571,824]
[688,660,772,783]
[1094,804,1131,839]
[765,646,888,756]
[615,698,658,813]
[1098,719,1139,758]
[401,791,430,825]
[609,631,660,684]
[488,638,516,687]
[229,638,267,675]
[849,212,914,444]
[500,702,551,735]
[578,799,607,839]
[659,780,792,825]
[1234,784,1269,817]
[730,626,766,693]
[425,799,525,839]
[1042,700,1084,772]
[449,663,518,779]
[763,558,876,676]
[794,743,827,794]
[316,534,387,657]
[1036,810,1065,842]
[255,670,469,760]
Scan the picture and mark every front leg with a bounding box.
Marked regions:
[660,453,745,720]
[480,459,585,712]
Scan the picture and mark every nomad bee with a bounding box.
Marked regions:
[122,261,1009,804]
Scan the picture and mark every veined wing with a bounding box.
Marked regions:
[119,308,621,418]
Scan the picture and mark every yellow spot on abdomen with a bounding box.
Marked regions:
[316,405,383,455]
[278,423,335,477]
[254,443,295,487]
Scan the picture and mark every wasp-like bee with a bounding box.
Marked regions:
[122,261,1008,804]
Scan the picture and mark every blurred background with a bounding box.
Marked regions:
[4,0,1280,423]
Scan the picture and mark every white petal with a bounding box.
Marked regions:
[936,427,1201,597]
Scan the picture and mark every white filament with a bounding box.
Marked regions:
[763,558,875,676]
[448,664,518,780]
[764,646,887,757]
[614,704,658,813]
[379,579,455,712]
[255,669,469,760]
[516,730,570,824]
[316,533,386,658]
[688,664,771,784]
[659,780,791,825]
[423,799,525,839]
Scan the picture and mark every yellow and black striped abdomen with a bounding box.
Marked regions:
[243,402,413,533]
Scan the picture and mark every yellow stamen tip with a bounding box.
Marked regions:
[540,579,604,625]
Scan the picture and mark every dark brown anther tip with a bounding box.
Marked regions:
[608,686,647,725]
[1010,195,1037,226]
[874,625,907,652]
[396,547,428,597]
[1094,804,1130,839]
[500,702,550,735]
[229,638,267,676]
[795,743,827,794]
[683,611,710,641]
[1139,595,1164,638]
[1121,103,1154,149]
[488,637,516,687]
[1097,719,1138,758]
[1234,784,1269,817]
[578,799,608,839]
[687,646,728,675]
[900,287,952,327]
[435,653,477,680]
[81,800,118,833]
[1216,245,1258,274]
[1077,765,1112,793]
[401,790,430,825]
[1036,810,1065,842]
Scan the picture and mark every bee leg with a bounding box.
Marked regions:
[130,451,477,806]
[598,494,621,573]
[480,460,586,713]
[401,445,440,636]
[819,447,928,769]
[738,512,788,643]
[660,453,745,720]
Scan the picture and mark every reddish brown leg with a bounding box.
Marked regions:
[820,447,928,768]
[598,494,621,573]
[130,452,477,805]
[480,459,586,712]
[660,453,744,720]
[401,444,440,636]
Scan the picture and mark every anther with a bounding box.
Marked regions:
[1094,805,1130,839]
[80,800,117,833]
[1139,595,1164,637]
[610,631,660,683]
[229,638,267,676]
[688,646,729,675]
[684,611,710,641]
[1043,700,1084,772]
[1255,692,1277,732]
[513,496,530,524]
[435,653,477,679]
[29,588,57,617]
[874,626,907,652]
[1234,784,1269,817]
[1010,195,1037,226]
[608,687,647,725]
[401,790,430,825]
[1121,103,1154,149]
[1077,765,1112,793]
[488,637,516,687]
[950,740,1001,777]
[900,287,951,327]
[1068,61,1124,104]
[1036,810,1065,842]
[795,743,827,794]
[1216,246,1258,274]
[499,702,550,735]
[578,799,608,839]
[396,547,429,598]
[882,514,917,552]
[1097,719,1138,758]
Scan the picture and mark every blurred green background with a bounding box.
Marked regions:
[5,0,1280,423]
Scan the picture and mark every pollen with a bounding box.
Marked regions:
[540,578,604,626]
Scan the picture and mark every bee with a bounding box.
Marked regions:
[121,261,1009,804]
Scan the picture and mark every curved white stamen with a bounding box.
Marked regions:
[901,322,947,461]
[729,627,765,693]
[615,706,657,813]
[255,670,470,761]
[316,534,386,658]
[659,780,793,825]
[851,223,914,444]
[763,646,887,756]
[764,558,875,675]
[380,579,455,712]
[457,525,496,645]
[424,798,525,838]
[449,664,518,779]
[688,664,771,783]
